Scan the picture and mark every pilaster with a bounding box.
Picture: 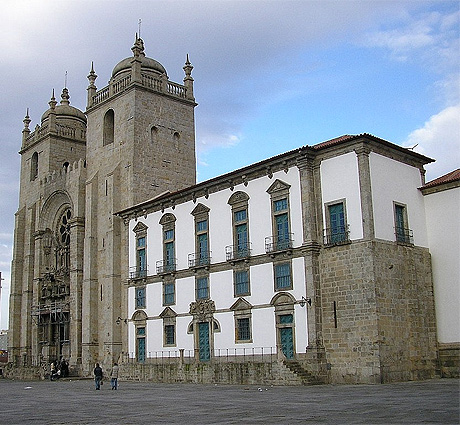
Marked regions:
[355,145,375,240]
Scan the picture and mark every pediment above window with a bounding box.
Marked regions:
[131,309,148,321]
[266,179,291,194]
[159,213,176,225]
[228,191,249,205]
[230,297,253,311]
[191,203,210,216]
[133,221,148,233]
[159,306,177,318]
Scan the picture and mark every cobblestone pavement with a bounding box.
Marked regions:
[0,378,458,424]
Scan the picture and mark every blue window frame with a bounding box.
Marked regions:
[236,317,251,341]
[275,263,292,290]
[197,277,209,300]
[137,327,146,363]
[274,198,288,212]
[163,282,175,305]
[135,287,146,309]
[234,270,249,296]
[329,203,346,243]
[164,324,175,345]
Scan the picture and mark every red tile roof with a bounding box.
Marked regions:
[423,169,460,188]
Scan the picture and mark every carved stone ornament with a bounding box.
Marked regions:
[189,299,216,321]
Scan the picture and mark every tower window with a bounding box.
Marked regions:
[103,109,114,146]
[30,152,39,181]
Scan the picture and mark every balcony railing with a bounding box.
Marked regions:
[265,234,294,254]
[395,227,413,244]
[225,243,252,261]
[129,267,148,279]
[323,225,350,246]
[156,259,177,274]
[188,252,212,268]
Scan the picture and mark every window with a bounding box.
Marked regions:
[275,262,292,290]
[164,324,175,346]
[160,307,177,347]
[324,200,349,245]
[30,151,38,181]
[231,298,253,343]
[196,276,209,300]
[163,281,175,306]
[227,192,251,260]
[394,203,412,243]
[266,180,292,252]
[137,236,146,277]
[158,214,176,273]
[236,317,251,341]
[103,109,114,146]
[190,204,211,267]
[135,287,146,309]
[234,270,250,297]
[132,222,148,278]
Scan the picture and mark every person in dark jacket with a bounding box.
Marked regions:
[94,363,103,390]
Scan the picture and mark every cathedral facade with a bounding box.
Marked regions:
[9,36,197,376]
[8,37,458,384]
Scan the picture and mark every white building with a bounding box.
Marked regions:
[117,134,444,384]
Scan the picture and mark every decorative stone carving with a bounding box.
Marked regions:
[189,299,216,321]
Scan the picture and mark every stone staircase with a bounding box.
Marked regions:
[282,360,326,385]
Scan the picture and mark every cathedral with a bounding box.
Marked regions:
[8,36,459,384]
[9,36,197,376]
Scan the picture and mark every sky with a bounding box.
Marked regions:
[0,0,459,330]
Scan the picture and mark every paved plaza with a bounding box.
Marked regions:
[0,377,458,424]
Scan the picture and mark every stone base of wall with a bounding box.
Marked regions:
[438,343,460,378]
[118,359,328,386]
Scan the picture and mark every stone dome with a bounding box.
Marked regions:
[112,55,167,78]
[111,36,167,78]
[41,88,86,124]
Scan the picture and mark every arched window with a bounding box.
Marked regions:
[103,109,114,146]
[30,152,39,181]
[150,126,159,144]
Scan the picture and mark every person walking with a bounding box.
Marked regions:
[94,363,103,390]
[110,363,119,390]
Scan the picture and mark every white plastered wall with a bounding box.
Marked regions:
[370,152,428,247]
[320,152,363,240]
[424,186,460,343]
[126,166,309,356]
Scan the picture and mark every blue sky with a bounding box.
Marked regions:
[0,0,459,329]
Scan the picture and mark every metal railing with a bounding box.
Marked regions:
[265,234,294,253]
[129,267,148,279]
[122,347,277,364]
[323,225,350,246]
[156,259,177,274]
[188,252,212,268]
[395,227,413,244]
[225,243,252,261]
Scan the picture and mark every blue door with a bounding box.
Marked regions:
[198,322,210,361]
[279,314,294,359]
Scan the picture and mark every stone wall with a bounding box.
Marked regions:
[319,240,438,384]
[438,343,460,378]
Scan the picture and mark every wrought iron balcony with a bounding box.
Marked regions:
[156,259,177,274]
[225,243,252,262]
[265,234,294,254]
[395,227,413,244]
[129,266,148,279]
[323,225,350,246]
[188,252,212,268]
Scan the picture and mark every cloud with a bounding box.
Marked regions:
[404,105,460,181]
[364,9,460,71]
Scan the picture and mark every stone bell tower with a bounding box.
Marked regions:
[81,35,197,372]
[9,88,87,370]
